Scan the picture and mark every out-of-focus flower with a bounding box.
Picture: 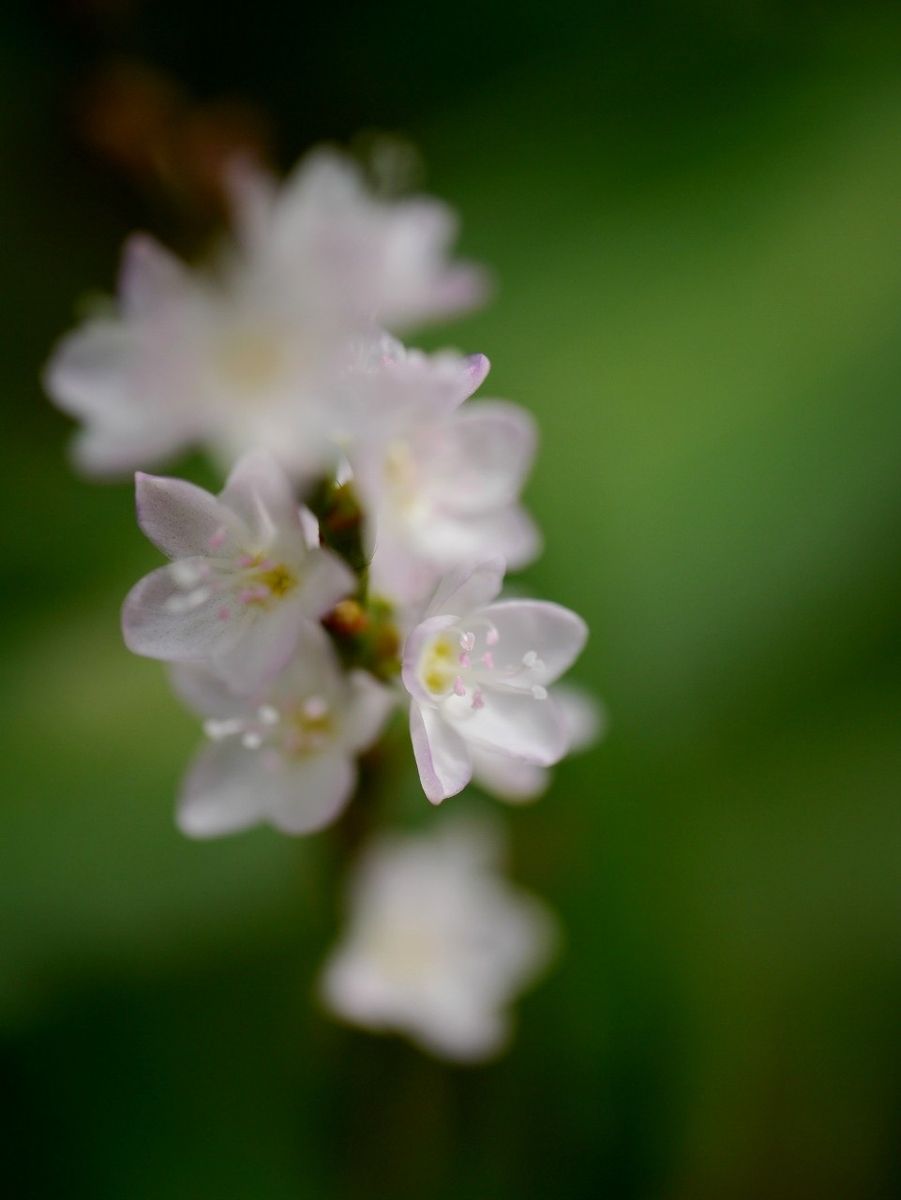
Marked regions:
[319,818,557,1061]
[471,685,605,802]
[353,398,540,605]
[402,561,588,803]
[229,149,489,332]
[171,623,394,837]
[44,147,488,479]
[122,450,354,691]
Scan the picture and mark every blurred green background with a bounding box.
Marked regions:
[2,2,900,1197]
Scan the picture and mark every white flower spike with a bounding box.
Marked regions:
[122,449,354,692]
[319,818,557,1061]
[172,623,395,837]
[402,560,588,804]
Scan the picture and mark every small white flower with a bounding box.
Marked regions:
[471,685,605,803]
[122,449,354,691]
[354,399,541,605]
[229,149,489,332]
[171,623,395,837]
[43,148,487,479]
[319,818,557,1061]
[401,561,589,804]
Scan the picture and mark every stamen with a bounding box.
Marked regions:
[481,651,494,669]
[453,676,466,697]
[472,689,485,710]
[239,585,270,605]
[459,652,471,668]
[531,684,548,700]
[460,632,476,653]
[303,695,329,719]
[522,650,539,669]
[485,627,499,646]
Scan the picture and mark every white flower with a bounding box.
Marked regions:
[122,449,354,692]
[401,561,588,804]
[471,685,605,803]
[229,149,489,332]
[44,148,487,479]
[353,399,541,605]
[171,623,395,837]
[319,818,556,1061]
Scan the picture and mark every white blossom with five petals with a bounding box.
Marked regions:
[122,449,354,692]
[401,560,588,803]
[353,398,540,605]
[171,624,395,837]
[319,818,556,1061]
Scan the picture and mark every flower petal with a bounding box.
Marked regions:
[410,702,473,804]
[266,752,356,835]
[477,600,588,685]
[344,671,397,752]
[220,448,303,545]
[135,472,238,560]
[212,597,304,693]
[423,402,537,514]
[297,548,356,619]
[425,559,505,620]
[118,233,189,317]
[177,740,271,838]
[470,744,549,804]
[121,562,241,662]
[447,688,566,765]
[423,506,541,574]
[168,662,248,719]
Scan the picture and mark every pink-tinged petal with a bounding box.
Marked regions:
[70,425,188,478]
[44,319,137,420]
[135,472,238,560]
[122,563,241,662]
[344,672,397,752]
[168,663,250,720]
[178,739,352,837]
[220,448,302,544]
[211,597,304,693]
[450,688,567,765]
[477,600,588,685]
[419,262,492,323]
[267,752,356,835]
[554,685,606,753]
[459,353,490,401]
[118,233,189,317]
[223,155,278,250]
[410,703,472,804]
[425,559,505,620]
[177,740,270,838]
[422,401,536,515]
[297,548,356,619]
[470,745,550,804]
[423,506,541,574]
[401,614,458,704]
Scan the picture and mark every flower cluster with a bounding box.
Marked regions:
[45,146,599,1059]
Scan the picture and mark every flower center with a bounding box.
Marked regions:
[164,548,297,620]
[418,625,547,711]
[216,327,288,396]
[203,695,334,761]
